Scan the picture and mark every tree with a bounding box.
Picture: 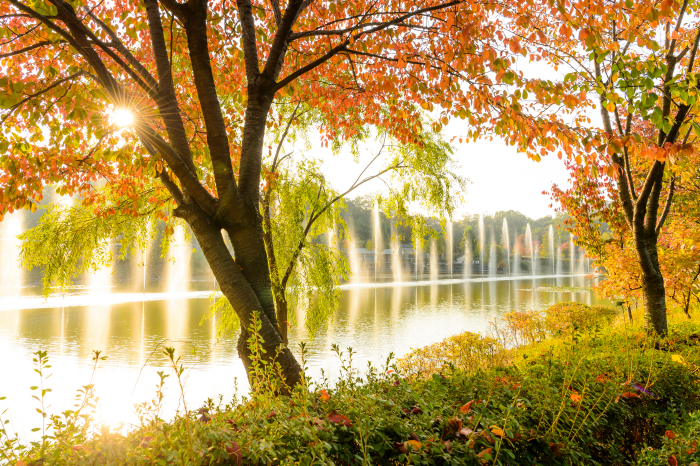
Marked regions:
[511,0,700,334]
[1,0,520,386]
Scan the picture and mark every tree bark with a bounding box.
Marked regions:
[637,235,668,335]
[174,201,303,391]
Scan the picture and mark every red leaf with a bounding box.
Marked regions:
[668,454,678,466]
[225,442,242,466]
[394,442,408,454]
[664,430,676,440]
[327,410,352,427]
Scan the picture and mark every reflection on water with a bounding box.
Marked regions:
[0,275,607,438]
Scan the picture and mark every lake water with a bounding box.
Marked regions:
[0,274,607,440]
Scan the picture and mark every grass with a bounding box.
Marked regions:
[2,305,699,465]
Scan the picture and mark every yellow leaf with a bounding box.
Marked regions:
[491,427,505,437]
[671,355,686,365]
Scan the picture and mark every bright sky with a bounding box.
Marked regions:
[315,121,572,220]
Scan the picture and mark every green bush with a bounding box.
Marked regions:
[3,315,700,465]
[636,402,700,466]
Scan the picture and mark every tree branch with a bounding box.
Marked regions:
[85,10,158,90]
[0,39,62,58]
[177,0,235,197]
[655,177,675,236]
[271,102,300,172]
[236,0,261,83]
[275,0,461,90]
[1,71,84,124]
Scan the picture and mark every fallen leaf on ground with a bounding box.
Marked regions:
[458,427,473,438]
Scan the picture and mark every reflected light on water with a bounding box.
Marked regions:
[0,275,605,440]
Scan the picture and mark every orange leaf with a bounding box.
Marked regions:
[669,454,678,466]
[570,391,582,403]
[406,439,421,450]
[579,29,591,41]
[476,447,493,459]
[664,430,676,440]
[491,427,505,437]
[319,389,330,402]
[460,400,476,413]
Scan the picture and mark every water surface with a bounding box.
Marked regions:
[0,275,607,439]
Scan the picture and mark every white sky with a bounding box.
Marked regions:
[315,120,572,220]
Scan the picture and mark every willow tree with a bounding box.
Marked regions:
[1,0,522,385]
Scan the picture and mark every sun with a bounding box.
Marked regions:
[108,108,134,127]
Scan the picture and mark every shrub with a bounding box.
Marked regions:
[490,302,618,347]
[543,302,618,335]
[636,411,700,466]
[395,331,508,378]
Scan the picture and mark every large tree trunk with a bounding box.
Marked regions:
[636,234,668,335]
[174,200,303,391]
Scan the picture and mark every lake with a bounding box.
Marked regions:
[0,274,607,440]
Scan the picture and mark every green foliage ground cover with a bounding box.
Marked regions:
[2,305,700,466]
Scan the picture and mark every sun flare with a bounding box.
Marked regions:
[108,108,134,127]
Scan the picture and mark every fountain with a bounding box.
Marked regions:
[166,224,192,292]
[373,203,382,282]
[463,234,472,279]
[0,210,24,297]
[478,214,485,278]
[513,226,520,276]
[569,233,575,275]
[429,239,438,281]
[488,225,497,277]
[390,224,402,283]
[548,225,555,274]
[446,219,453,280]
[501,219,510,276]
[415,237,423,281]
[525,223,534,277]
[556,241,562,275]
